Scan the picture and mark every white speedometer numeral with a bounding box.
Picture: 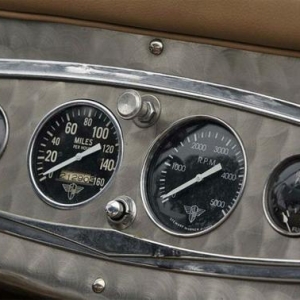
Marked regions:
[65,122,78,135]
[92,126,109,139]
[51,137,61,146]
[45,150,58,163]
[83,117,93,126]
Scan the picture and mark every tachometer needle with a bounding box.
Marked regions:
[161,163,222,200]
[43,143,102,176]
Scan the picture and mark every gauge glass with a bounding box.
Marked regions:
[28,99,123,208]
[141,116,247,237]
[263,155,300,236]
[0,105,9,158]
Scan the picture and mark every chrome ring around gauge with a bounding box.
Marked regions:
[28,99,123,209]
[141,116,247,237]
[0,105,9,158]
[263,155,300,237]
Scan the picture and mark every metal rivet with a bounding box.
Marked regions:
[149,39,164,55]
[92,278,106,293]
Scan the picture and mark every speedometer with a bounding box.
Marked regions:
[28,99,123,208]
[141,116,247,236]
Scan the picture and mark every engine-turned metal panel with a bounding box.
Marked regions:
[1,17,300,299]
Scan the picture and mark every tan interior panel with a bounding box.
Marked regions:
[0,0,300,53]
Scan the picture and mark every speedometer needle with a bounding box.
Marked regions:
[43,143,102,176]
[161,163,222,200]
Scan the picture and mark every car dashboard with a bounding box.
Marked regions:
[1,5,300,299]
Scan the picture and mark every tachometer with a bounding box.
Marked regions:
[141,116,247,236]
[28,99,123,208]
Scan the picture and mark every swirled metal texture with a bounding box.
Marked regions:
[1,17,300,299]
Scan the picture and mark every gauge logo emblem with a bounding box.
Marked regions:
[62,183,84,201]
[184,205,206,223]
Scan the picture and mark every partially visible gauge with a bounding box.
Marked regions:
[0,105,9,158]
[28,100,123,208]
[263,155,300,236]
[141,116,247,237]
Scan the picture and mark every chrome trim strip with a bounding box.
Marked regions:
[1,211,300,282]
[0,59,300,126]
[0,105,9,158]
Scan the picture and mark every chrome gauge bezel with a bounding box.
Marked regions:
[28,99,124,209]
[263,155,300,237]
[0,105,9,158]
[141,115,247,237]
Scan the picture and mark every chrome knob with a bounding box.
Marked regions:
[105,200,124,220]
[117,90,161,127]
[117,90,145,120]
[105,196,137,230]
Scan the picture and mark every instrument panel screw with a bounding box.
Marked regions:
[149,39,164,55]
[92,278,106,293]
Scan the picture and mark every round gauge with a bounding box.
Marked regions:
[141,116,247,237]
[263,155,300,237]
[28,99,123,208]
[0,105,9,158]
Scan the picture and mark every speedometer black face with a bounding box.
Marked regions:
[28,100,123,208]
[141,116,247,236]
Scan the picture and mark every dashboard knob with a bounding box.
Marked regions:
[105,196,137,230]
[117,90,161,127]
[105,200,125,220]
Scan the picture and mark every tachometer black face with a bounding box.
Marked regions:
[141,116,247,236]
[28,100,123,208]
[264,155,300,237]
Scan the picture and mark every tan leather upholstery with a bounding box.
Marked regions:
[0,0,300,56]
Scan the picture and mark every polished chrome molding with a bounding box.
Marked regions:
[1,210,300,282]
[1,59,300,126]
[0,105,9,158]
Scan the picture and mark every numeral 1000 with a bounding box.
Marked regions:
[172,162,186,172]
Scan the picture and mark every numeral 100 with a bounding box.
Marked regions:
[92,126,109,139]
